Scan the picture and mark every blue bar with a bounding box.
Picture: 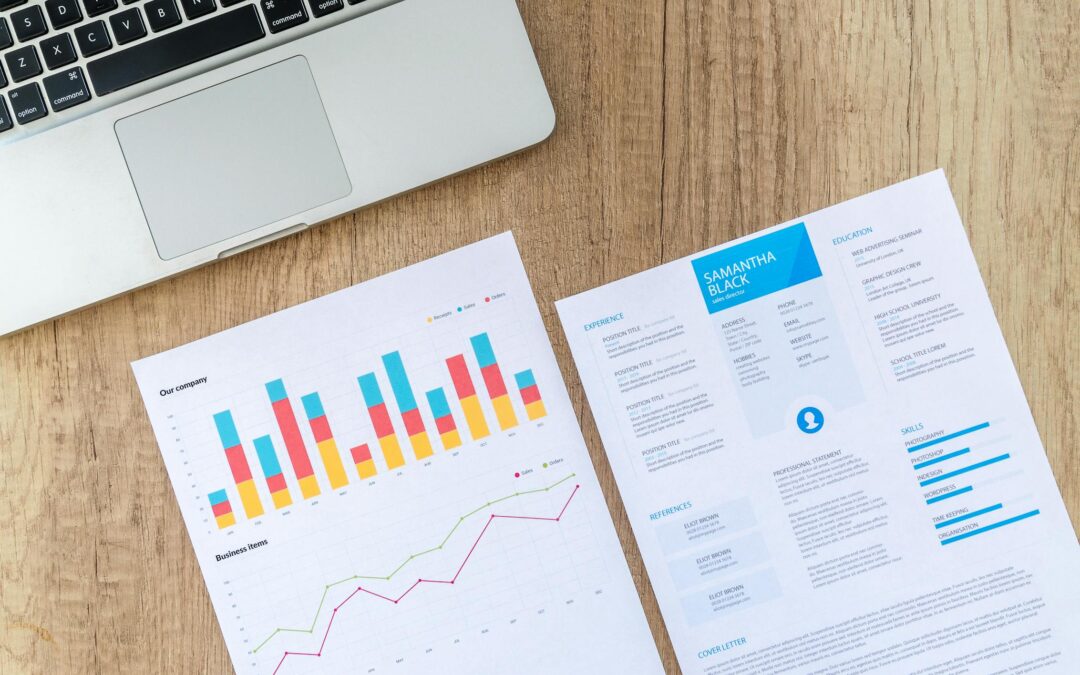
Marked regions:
[470,333,497,369]
[253,435,283,477]
[934,504,1002,529]
[920,454,1010,487]
[212,411,241,448]
[425,388,452,419]
[908,422,989,453]
[926,486,972,504]
[358,373,384,406]
[913,448,970,470]
[514,369,537,390]
[300,392,325,420]
[208,489,228,505]
[265,378,288,403]
[940,510,1040,545]
[381,351,419,412]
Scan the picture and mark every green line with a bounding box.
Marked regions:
[251,473,575,654]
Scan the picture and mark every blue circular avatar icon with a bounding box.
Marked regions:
[797,406,824,434]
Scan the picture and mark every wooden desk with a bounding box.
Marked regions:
[2,2,1076,672]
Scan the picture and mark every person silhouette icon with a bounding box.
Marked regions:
[797,406,824,434]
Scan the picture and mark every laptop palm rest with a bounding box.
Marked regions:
[115,56,352,261]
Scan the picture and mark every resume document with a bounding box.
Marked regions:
[557,171,1079,674]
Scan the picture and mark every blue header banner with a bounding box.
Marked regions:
[691,223,822,313]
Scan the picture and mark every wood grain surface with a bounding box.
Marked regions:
[1,1,1077,672]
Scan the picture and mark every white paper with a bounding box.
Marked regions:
[133,233,662,675]
[556,171,1080,674]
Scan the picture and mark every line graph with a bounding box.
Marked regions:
[270,483,582,675]
[252,473,577,654]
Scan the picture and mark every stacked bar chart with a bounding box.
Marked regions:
[471,332,518,430]
[208,489,235,529]
[213,411,264,519]
[514,369,547,421]
[301,393,351,490]
[446,354,491,441]
[266,379,321,499]
[382,351,435,460]
[200,330,549,527]
[425,387,462,450]
[253,435,293,509]
[350,443,378,479]
[358,373,407,470]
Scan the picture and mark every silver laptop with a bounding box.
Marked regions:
[0,0,554,336]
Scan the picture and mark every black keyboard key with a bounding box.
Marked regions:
[74,21,111,56]
[178,0,214,20]
[87,5,265,95]
[45,0,83,30]
[0,19,13,51]
[310,0,343,18]
[260,0,306,33]
[4,45,40,81]
[0,95,12,131]
[12,6,48,42]
[0,0,27,11]
[83,0,118,17]
[219,0,243,5]
[41,32,77,69]
[145,0,179,32]
[8,81,46,123]
[0,64,6,88]
[346,0,367,5]
[43,65,90,110]
[109,8,145,44]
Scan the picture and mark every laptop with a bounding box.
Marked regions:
[0,0,555,336]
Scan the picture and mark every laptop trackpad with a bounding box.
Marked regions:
[115,56,352,260]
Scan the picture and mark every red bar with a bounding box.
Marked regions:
[224,445,253,483]
[401,408,426,437]
[434,414,456,435]
[481,363,509,398]
[446,354,477,398]
[368,402,396,438]
[266,473,288,493]
[211,500,232,517]
[519,384,542,405]
[309,415,332,443]
[350,444,373,464]
[272,398,316,479]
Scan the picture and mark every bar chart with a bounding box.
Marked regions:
[201,332,547,529]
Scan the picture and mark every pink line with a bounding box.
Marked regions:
[270,485,580,674]
[333,588,361,611]
[357,587,397,604]
[453,517,493,581]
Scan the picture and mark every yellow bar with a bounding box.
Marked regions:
[271,489,293,509]
[317,439,350,489]
[440,428,462,450]
[298,474,321,499]
[216,512,236,529]
[236,479,264,518]
[460,395,490,440]
[491,395,518,430]
[524,399,547,421]
[379,434,406,470]
[409,431,434,460]
[355,459,378,479]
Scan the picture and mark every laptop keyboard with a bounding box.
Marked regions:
[0,0,390,137]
